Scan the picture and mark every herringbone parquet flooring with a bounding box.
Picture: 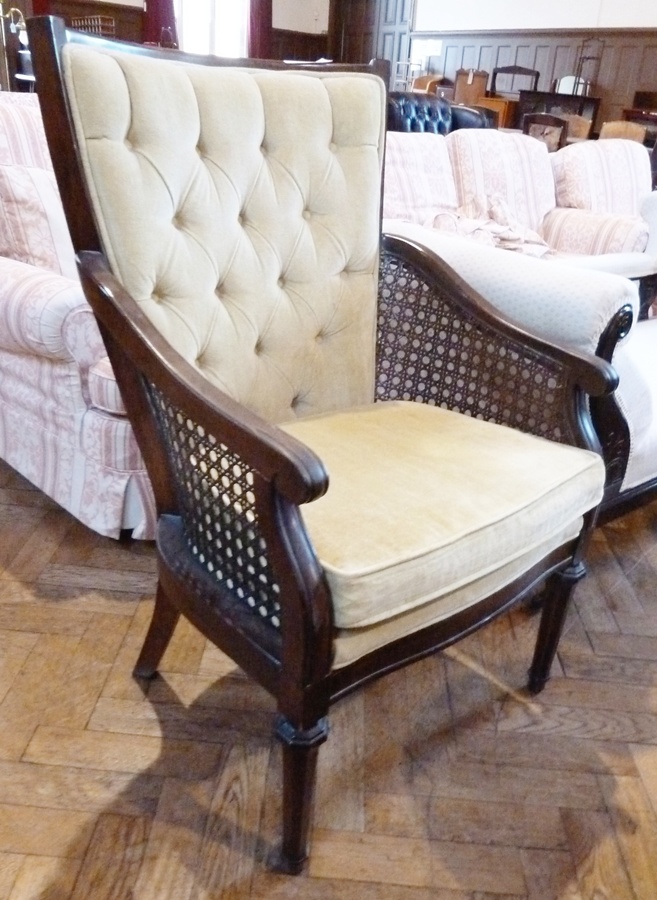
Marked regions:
[2,457,657,899]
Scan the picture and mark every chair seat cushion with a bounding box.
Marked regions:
[282,401,604,630]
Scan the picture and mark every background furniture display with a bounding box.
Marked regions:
[522,112,569,151]
[453,67,488,105]
[473,95,517,129]
[411,73,454,100]
[518,89,601,133]
[489,64,539,95]
[553,74,591,96]
[30,15,609,875]
[387,90,497,133]
[623,93,657,145]
[562,113,594,141]
[383,129,655,269]
[0,91,155,538]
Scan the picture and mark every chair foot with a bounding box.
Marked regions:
[274,715,329,873]
[271,849,308,875]
[528,562,586,694]
[132,585,180,680]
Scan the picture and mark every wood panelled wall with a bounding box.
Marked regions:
[335,0,657,129]
[409,29,657,129]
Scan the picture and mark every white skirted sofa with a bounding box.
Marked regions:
[383,129,657,301]
[0,93,155,538]
[383,220,657,519]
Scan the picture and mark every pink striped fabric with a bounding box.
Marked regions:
[551,140,652,216]
[543,207,649,255]
[0,164,76,277]
[0,93,155,539]
[88,356,127,414]
[447,129,557,233]
[0,94,54,169]
[383,131,458,224]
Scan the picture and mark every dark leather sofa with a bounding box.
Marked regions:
[387,91,497,134]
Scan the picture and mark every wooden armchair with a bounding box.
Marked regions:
[29,16,609,873]
[599,120,648,143]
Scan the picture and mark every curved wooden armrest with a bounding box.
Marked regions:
[79,250,335,683]
[379,235,617,454]
[78,251,329,509]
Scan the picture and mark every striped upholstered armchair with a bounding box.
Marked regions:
[0,93,155,537]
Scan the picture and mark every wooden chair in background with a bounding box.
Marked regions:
[490,64,540,96]
[522,112,569,151]
[599,120,648,143]
[562,113,594,141]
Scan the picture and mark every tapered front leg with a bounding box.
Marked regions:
[274,715,329,874]
[133,583,180,679]
[528,562,586,694]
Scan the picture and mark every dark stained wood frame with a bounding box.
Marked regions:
[28,15,615,873]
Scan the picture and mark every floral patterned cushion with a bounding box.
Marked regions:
[551,139,652,216]
[542,206,649,255]
[0,163,77,279]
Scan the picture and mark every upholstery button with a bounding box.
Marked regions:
[303,209,311,220]
[277,277,285,288]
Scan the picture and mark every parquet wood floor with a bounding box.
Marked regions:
[2,457,657,898]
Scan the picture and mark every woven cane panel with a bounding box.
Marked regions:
[149,385,281,630]
[377,254,570,443]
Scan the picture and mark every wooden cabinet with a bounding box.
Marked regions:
[475,96,519,128]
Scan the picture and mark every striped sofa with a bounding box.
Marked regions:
[0,93,155,538]
[383,128,657,297]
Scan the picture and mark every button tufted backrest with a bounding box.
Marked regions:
[61,45,386,424]
[387,91,453,134]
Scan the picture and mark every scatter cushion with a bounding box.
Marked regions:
[283,401,604,630]
[551,140,652,216]
[0,163,77,279]
[0,94,53,169]
[383,131,458,224]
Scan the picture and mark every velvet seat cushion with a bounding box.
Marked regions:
[283,401,605,659]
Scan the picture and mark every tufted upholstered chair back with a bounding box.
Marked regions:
[60,45,386,425]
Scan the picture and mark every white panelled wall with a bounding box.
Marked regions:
[414,0,657,31]
[172,0,248,56]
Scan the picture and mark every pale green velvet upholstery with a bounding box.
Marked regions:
[63,46,384,423]
[283,402,603,665]
[60,42,605,671]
